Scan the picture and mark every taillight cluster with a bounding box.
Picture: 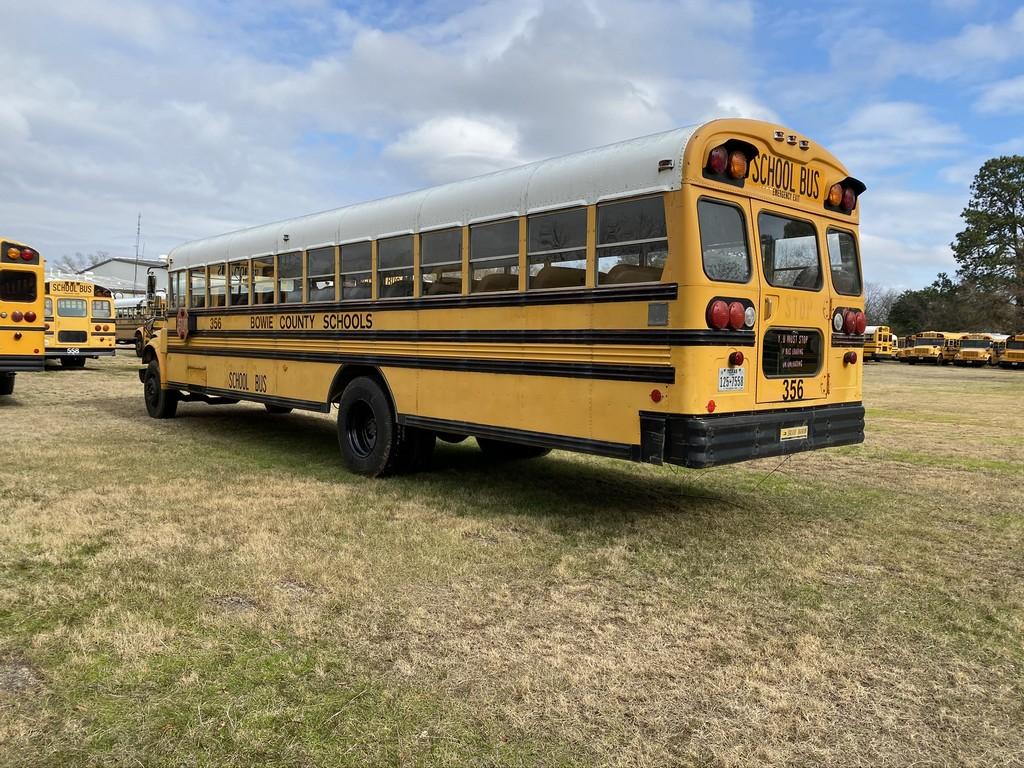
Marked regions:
[707,298,756,331]
[826,180,863,214]
[9,311,38,323]
[94,324,110,331]
[832,308,866,335]
[707,145,749,180]
[4,244,39,262]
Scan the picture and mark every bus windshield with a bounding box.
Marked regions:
[961,339,991,349]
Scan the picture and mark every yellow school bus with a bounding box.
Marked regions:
[906,331,952,364]
[863,325,895,361]
[999,334,1024,369]
[895,334,915,362]
[955,333,1003,366]
[44,279,117,367]
[0,238,45,396]
[141,119,867,475]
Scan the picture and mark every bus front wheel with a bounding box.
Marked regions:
[134,333,145,358]
[264,404,293,414]
[144,360,179,419]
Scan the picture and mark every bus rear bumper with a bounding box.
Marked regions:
[0,355,45,373]
[640,402,865,469]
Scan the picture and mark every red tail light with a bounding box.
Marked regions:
[854,311,866,335]
[728,301,745,330]
[842,188,857,212]
[11,311,23,322]
[707,299,730,329]
[21,249,36,261]
[24,311,36,323]
[95,324,101,331]
[843,310,857,334]
[729,351,744,366]
[727,151,748,180]
[707,146,728,175]
[104,324,110,331]
[844,351,858,366]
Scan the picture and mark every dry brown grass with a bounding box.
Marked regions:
[1,356,1022,766]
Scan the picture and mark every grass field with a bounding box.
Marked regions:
[1,354,1022,767]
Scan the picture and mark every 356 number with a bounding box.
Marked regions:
[782,379,804,401]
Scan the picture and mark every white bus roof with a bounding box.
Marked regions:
[169,125,701,270]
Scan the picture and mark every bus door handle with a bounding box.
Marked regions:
[764,295,777,321]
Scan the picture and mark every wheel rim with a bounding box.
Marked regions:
[346,400,377,458]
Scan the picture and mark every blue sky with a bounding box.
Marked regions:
[3,0,1023,290]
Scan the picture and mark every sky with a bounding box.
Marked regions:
[2,0,1023,290]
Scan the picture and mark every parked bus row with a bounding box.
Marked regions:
[893,331,1023,368]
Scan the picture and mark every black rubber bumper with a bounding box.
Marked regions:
[0,355,45,373]
[640,402,865,468]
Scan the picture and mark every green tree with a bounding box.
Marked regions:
[952,156,1024,331]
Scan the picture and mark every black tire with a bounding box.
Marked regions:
[437,432,468,444]
[143,360,178,419]
[0,374,14,396]
[337,376,402,477]
[999,362,1010,369]
[476,437,551,461]
[60,357,86,369]
[134,333,144,358]
[264,404,293,414]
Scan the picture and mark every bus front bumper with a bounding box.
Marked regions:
[640,402,865,469]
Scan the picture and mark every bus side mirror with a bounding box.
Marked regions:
[146,273,156,300]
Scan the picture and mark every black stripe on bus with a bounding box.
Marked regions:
[0,355,45,373]
[182,283,679,316]
[398,414,637,461]
[166,346,676,384]
[166,381,329,413]
[188,328,756,347]
[831,334,865,348]
[0,325,46,332]
[90,318,114,324]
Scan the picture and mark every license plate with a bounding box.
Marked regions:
[718,367,745,392]
[780,425,808,441]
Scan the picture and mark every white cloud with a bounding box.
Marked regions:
[830,102,964,172]
[975,75,1024,114]
[385,116,526,182]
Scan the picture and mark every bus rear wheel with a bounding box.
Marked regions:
[338,376,400,477]
[143,360,179,419]
[476,437,551,461]
[134,332,145,358]
[264,404,293,414]
[60,357,86,369]
[0,374,14,396]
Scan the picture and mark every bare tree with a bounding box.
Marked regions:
[864,282,899,325]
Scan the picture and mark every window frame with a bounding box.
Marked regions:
[228,259,250,307]
[340,241,372,301]
[697,197,752,285]
[306,246,337,303]
[376,234,415,300]
[420,227,464,298]
[469,218,521,294]
[208,262,227,308]
[188,266,208,309]
[757,210,823,292]
[251,255,276,306]
[526,206,587,291]
[825,226,863,297]
[276,250,304,304]
[595,195,669,287]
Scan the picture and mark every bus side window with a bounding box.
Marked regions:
[826,229,862,296]
[340,242,371,300]
[307,247,336,302]
[189,267,207,309]
[527,208,586,290]
[277,251,303,304]
[697,199,751,283]
[252,257,275,305]
[378,236,414,298]
[596,196,667,285]
[229,260,249,306]
[421,229,462,296]
[470,219,519,293]
[209,263,227,308]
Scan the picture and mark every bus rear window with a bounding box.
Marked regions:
[57,298,87,317]
[698,200,750,283]
[92,299,112,318]
[758,212,822,291]
[826,229,862,296]
[0,270,36,302]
